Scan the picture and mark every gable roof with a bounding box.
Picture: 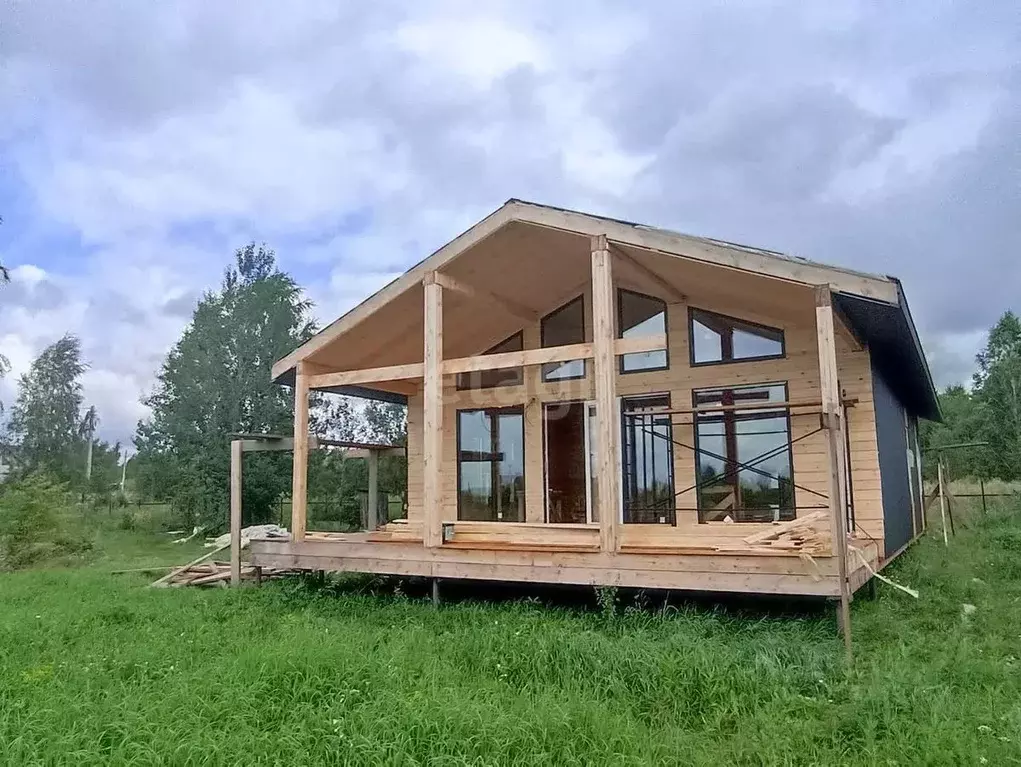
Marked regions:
[274,199,940,420]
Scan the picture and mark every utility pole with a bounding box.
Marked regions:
[120,453,131,493]
[82,406,98,483]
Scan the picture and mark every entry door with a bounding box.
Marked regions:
[544,402,589,523]
[544,400,617,524]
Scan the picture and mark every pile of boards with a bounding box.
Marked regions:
[153,560,254,588]
[713,510,832,555]
[742,510,831,554]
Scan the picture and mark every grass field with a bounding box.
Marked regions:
[2,503,1021,765]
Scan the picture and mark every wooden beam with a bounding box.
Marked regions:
[237,436,320,453]
[433,272,538,323]
[308,362,424,389]
[366,449,379,531]
[815,285,852,662]
[614,334,668,356]
[440,334,667,376]
[513,202,900,303]
[422,276,443,548]
[608,242,687,302]
[443,342,592,375]
[291,361,311,542]
[592,234,621,553]
[270,203,518,381]
[230,440,243,587]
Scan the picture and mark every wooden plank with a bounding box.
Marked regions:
[591,234,620,553]
[608,242,687,302]
[308,362,424,389]
[433,272,539,323]
[230,439,243,587]
[816,285,852,661]
[291,361,311,542]
[366,449,379,531]
[422,277,443,548]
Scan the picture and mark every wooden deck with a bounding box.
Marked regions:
[248,520,880,598]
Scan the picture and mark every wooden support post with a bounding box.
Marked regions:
[592,235,620,553]
[423,274,444,548]
[366,449,379,530]
[937,459,949,546]
[432,577,441,607]
[291,361,311,542]
[230,439,243,587]
[815,286,852,662]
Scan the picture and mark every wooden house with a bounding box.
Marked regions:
[250,200,939,627]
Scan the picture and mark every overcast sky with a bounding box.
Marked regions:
[1,1,1018,448]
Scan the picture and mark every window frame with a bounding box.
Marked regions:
[691,381,796,524]
[455,405,526,522]
[688,307,786,367]
[540,295,587,382]
[617,288,669,374]
[455,331,525,391]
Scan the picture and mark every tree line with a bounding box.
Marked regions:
[1,244,407,531]
[920,311,1021,480]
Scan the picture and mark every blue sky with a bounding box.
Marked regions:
[1,1,1018,448]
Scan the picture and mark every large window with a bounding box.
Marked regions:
[457,407,525,522]
[621,394,675,524]
[693,382,795,523]
[618,289,668,373]
[689,308,784,366]
[456,332,524,391]
[541,296,586,381]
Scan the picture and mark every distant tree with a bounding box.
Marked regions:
[919,385,985,479]
[973,311,1021,479]
[363,400,407,446]
[7,335,88,481]
[134,244,317,528]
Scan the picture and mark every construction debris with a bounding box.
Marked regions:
[713,510,832,555]
[151,525,292,588]
[204,523,288,549]
[154,560,294,587]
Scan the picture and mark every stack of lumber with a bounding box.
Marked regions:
[718,510,831,555]
[151,560,296,588]
[155,561,253,588]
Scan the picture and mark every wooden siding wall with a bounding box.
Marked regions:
[405,279,884,544]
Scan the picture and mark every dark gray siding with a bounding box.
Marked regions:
[871,357,913,557]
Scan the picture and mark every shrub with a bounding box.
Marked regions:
[0,475,92,570]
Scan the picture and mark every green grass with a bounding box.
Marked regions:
[2,510,1021,765]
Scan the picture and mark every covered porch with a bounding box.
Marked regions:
[253,204,882,639]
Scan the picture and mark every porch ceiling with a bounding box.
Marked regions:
[299,219,820,379]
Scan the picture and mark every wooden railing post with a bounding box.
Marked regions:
[592,235,620,552]
[815,286,852,661]
[423,273,444,547]
[366,449,379,530]
[291,361,310,542]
